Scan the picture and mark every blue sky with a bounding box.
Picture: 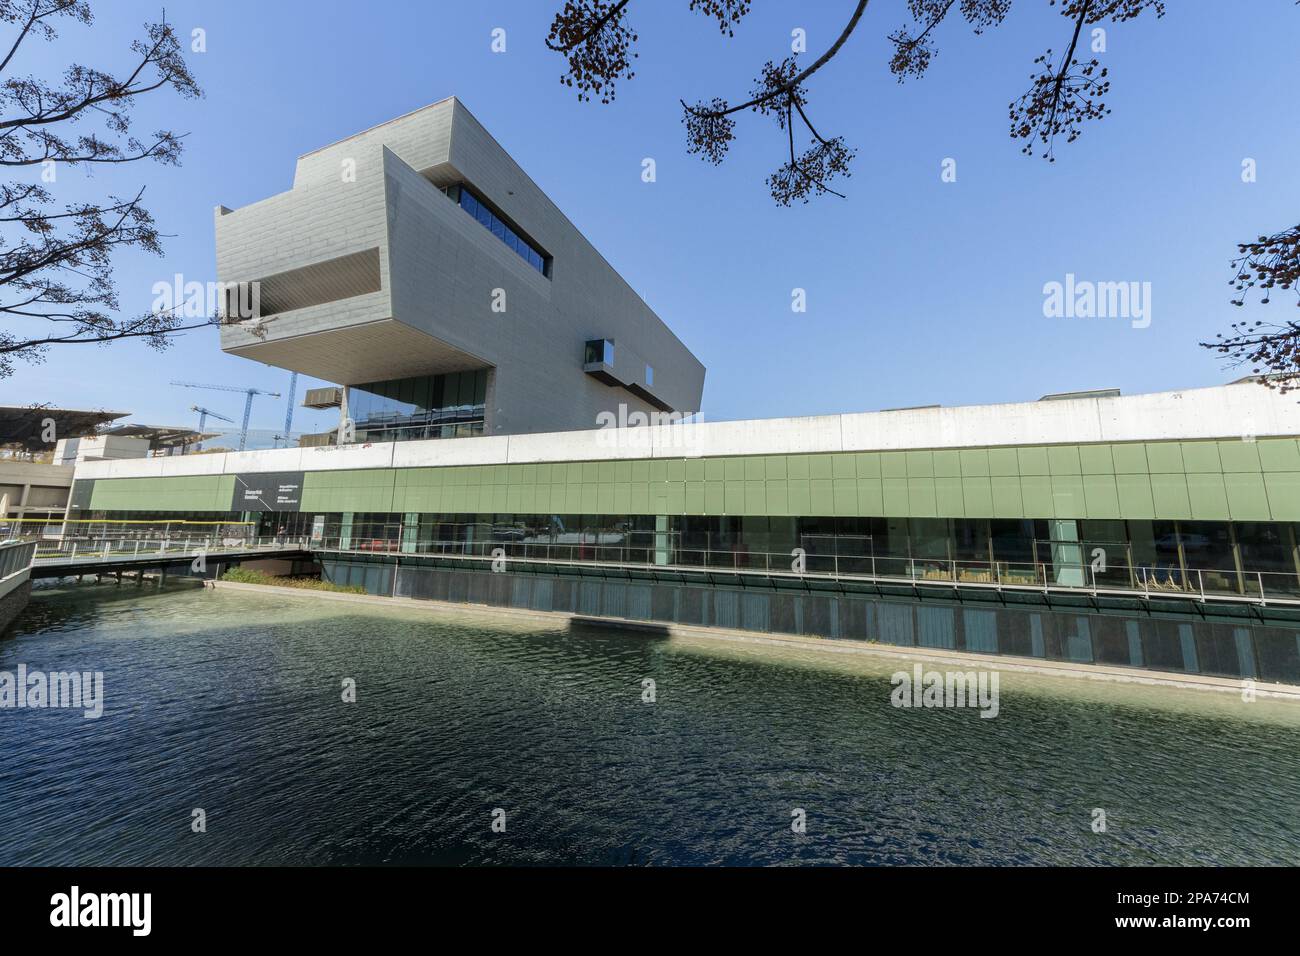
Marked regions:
[5,0,1298,441]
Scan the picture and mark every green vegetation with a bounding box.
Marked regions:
[220,567,366,594]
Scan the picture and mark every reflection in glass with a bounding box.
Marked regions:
[440,182,549,276]
[584,339,614,366]
[347,370,488,443]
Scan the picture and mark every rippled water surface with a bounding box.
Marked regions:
[2,584,1298,866]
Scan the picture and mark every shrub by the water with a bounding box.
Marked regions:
[221,567,366,594]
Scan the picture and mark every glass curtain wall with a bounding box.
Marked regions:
[69,509,1300,597]
[347,371,488,443]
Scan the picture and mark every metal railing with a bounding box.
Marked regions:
[31,535,309,567]
[311,533,1300,607]
[1,517,258,540]
[18,525,1300,607]
[0,538,37,581]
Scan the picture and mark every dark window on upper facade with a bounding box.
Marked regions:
[441,183,550,277]
[584,339,614,366]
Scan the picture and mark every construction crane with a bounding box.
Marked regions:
[171,381,281,452]
[188,405,235,453]
[282,371,299,444]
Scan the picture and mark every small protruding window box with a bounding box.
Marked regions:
[583,339,620,386]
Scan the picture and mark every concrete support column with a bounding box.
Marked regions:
[484,369,500,434]
[1228,522,1246,595]
[1173,521,1189,589]
[1290,524,1300,590]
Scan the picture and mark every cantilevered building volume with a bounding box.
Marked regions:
[62,100,1300,686]
[215,97,704,443]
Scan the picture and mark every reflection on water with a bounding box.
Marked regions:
[1,584,1297,866]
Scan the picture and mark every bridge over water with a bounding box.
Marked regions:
[28,535,310,580]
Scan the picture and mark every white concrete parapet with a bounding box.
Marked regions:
[71,382,1300,482]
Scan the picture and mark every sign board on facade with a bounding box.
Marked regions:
[231,472,304,512]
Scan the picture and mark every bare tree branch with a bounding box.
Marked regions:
[0,1,204,379]
[682,0,870,122]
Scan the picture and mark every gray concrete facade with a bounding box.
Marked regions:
[216,97,706,437]
[0,459,73,521]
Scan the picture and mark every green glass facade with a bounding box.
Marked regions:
[63,436,1300,600]
[76,437,1300,522]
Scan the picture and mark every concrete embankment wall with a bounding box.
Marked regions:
[0,577,31,632]
[309,557,1300,687]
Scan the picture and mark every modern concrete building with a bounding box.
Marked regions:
[215,97,705,443]
[45,103,1300,685]
[63,380,1300,683]
[1,430,210,528]
[0,459,73,524]
[0,406,130,525]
